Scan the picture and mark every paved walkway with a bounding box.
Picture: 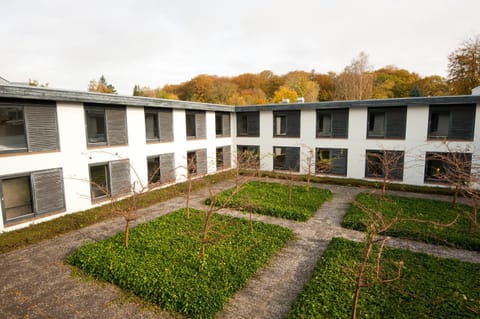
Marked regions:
[0,179,479,319]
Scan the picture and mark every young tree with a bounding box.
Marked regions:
[366,150,405,198]
[447,35,480,95]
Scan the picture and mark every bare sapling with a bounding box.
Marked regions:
[366,150,404,198]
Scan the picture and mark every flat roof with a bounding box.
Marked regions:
[0,84,234,112]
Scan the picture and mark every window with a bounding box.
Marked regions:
[187,151,197,176]
[216,112,231,137]
[89,160,131,201]
[147,153,175,185]
[1,168,65,224]
[428,105,475,140]
[147,157,161,184]
[273,110,300,137]
[187,149,207,176]
[316,109,348,138]
[315,148,348,176]
[0,101,59,153]
[145,112,159,141]
[145,108,173,143]
[86,108,106,145]
[273,146,300,172]
[237,111,260,137]
[216,147,224,170]
[186,111,206,140]
[237,145,260,169]
[424,152,472,183]
[365,150,404,180]
[274,115,287,135]
[85,104,127,147]
[367,107,406,139]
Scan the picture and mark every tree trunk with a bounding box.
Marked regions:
[124,219,130,248]
[352,234,374,319]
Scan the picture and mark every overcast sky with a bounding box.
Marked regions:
[1,0,479,95]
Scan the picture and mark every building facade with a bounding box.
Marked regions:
[1,84,479,231]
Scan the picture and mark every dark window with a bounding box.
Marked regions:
[186,111,196,138]
[216,114,223,136]
[2,176,32,221]
[0,101,59,153]
[187,151,197,176]
[315,148,348,176]
[237,145,260,169]
[1,168,65,224]
[316,109,348,138]
[145,108,173,143]
[367,107,406,139]
[365,150,404,180]
[0,106,26,152]
[216,147,224,170]
[424,152,472,183]
[215,112,231,137]
[237,112,260,137]
[428,105,475,140]
[273,146,300,171]
[90,164,110,199]
[273,110,300,137]
[85,105,127,147]
[147,156,161,184]
[145,112,159,141]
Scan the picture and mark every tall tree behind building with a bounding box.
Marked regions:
[88,75,117,94]
[448,35,480,95]
[334,52,374,100]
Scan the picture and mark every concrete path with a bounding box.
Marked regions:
[0,179,479,319]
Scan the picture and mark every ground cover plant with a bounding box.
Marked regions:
[287,237,480,318]
[0,171,235,255]
[67,209,293,319]
[342,193,480,250]
[209,181,332,221]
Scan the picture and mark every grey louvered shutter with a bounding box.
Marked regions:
[110,160,131,196]
[222,113,231,137]
[24,105,60,152]
[31,168,65,214]
[450,106,475,140]
[106,107,127,145]
[332,109,349,138]
[159,153,175,183]
[385,107,407,139]
[159,109,174,142]
[285,147,300,171]
[286,110,300,137]
[222,146,231,169]
[196,111,206,139]
[330,149,348,176]
[247,112,260,136]
[196,149,208,175]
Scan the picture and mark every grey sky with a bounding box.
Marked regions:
[1,0,479,95]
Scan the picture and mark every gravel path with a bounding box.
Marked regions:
[0,179,479,319]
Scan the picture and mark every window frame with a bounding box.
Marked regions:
[89,163,111,200]
[0,105,27,153]
[147,156,161,185]
[273,146,300,172]
[427,105,476,141]
[84,104,128,148]
[424,152,472,184]
[315,148,348,176]
[145,111,160,142]
[365,150,405,181]
[366,107,407,140]
[316,108,349,138]
[236,111,260,137]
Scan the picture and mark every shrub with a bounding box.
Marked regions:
[67,209,293,318]
[288,238,480,318]
[210,181,332,221]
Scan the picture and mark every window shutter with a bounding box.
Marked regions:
[330,149,348,176]
[222,146,231,168]
[159,153,176,183]
[106,107,127,145]
[110,160,131,196]
[331,109,349,138]
[286,110,300,137]
[158,109,174,142]
[385,107,407,139]
[24,105,59,152]
[31,168,65,214]
[450,106,475,140]
[222,113,231,137]
[247,112,260,136]
[285,147,300,171]
[196,149,208,175]
[195,112,206,139]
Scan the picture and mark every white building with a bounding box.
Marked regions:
[0,84,479,231]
